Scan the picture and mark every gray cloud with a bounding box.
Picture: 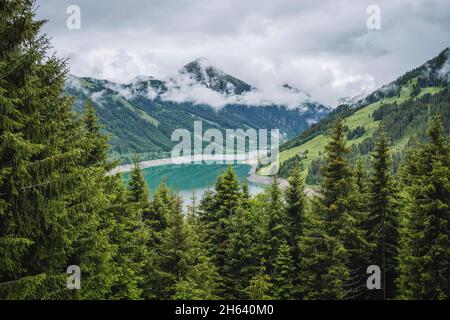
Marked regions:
[36,0,450,106]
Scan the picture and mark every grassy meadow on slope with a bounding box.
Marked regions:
[259,73,448,183]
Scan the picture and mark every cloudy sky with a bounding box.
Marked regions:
[36,0,449,106]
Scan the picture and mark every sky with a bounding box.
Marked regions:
[36,0,450,106]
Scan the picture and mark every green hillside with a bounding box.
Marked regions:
[259,48,450,183]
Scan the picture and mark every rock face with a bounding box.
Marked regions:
[181,58,252,95]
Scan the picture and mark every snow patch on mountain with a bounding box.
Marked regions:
[66,74,88,95]
[67,58,329,111]
[160,75,320,109]
[337,88,373,106]
[438,49,450,82]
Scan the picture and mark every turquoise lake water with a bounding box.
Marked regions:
[123,164,265,206]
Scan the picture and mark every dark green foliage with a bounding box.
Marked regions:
[298,120,354,299]
[373,89,450,141]
[0,0,114,299]
[244,261,272,300]
[223,206,259,299]
[298,199,350,299]
[284,163,307,297]
[201,166,241,275]
[299,119,371,299]
[272,241,296,299]
[397,116,450,299]
[278,154,304,178]
[153,193,221,300]
[106,175,148,299]
[1,1,449,301]
[285,164,307,256]
[174,196,221,300]
[368,126,399,299]
[347,126,366,140]
[265,177,288,271]
[305,157,325,185]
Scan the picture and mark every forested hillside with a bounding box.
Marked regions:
[272,48,450,183]
[1,1,448,301]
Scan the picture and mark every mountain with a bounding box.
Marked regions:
[267,47,450,182]
[65,59,330,163]
[180,57,252,95]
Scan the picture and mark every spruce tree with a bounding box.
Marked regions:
[354,159,369,196]
[127,158,150,205]
[202,166,241,275]
[265,176,288,271]
[244,260,272,300]
[151,193,189,299]
[82,99,110,168]
[151,177,171,233]
[272,241,296,299]
[298,199,350,299]
[397,115,450,299]
[241,180,251,210]
[352,159,373,299]
[284,163,307,297]
[224,206,259,299]
[368,127,399,299]
[0,1,114,299]
[104,174,148,299]
[298,119,368,299]
[173,201,221,300]
[285,163,307,245]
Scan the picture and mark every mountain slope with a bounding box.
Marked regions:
[265,48,450,182]
[66,60,329,163]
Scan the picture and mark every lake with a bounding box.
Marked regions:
[123,163,266,206]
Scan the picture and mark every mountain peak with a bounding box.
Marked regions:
[180,58,252,95]
[282,83,311,98]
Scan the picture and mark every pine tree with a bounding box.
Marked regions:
[285,163,307,248]
[223,206,259,299]
[151,193,189,299]
[284,163,307,297]
[351,159,373,299]
[397,115,450,299]
[127,158,150,206]
[105,174,148,299]
[298,119,368,299]
[82,99,110,168]
[201,166,241,275]
[298,199,350,299]
[186,190,198,221]
[272,241,296,299]
[241,180,251,210]
[173,203,221,300]
[244,260,272,300]
[354,159,368,196]
[0,1,114,299]
[266,176,288,271]
[368,127,399,299]
[151,177,171,233]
